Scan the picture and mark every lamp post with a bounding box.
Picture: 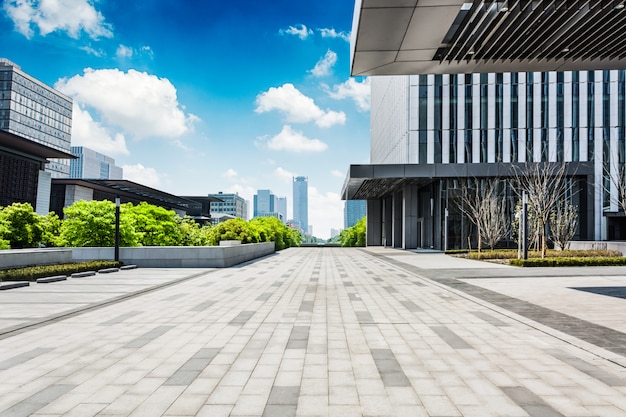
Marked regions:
[114,197,120,262]
[522,191,528,260]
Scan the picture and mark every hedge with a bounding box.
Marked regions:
[0,261,121,282]
[468,249,621,260]
[509,257,626,267]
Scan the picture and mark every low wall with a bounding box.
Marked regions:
[71,242,275,268]
[0,248,72,269]
[567,241,626,255]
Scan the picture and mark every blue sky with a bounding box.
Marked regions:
[0,0,371,238]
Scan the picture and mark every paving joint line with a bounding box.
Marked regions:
[0,269,219,341]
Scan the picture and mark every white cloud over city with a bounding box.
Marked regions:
[318,27,350,42]
[266,125,328,153]
[309,50,337,77]
[326,77,371,112]
[274,167,295,183]
[122,164,162,188]
[308,187,343,238]
[56,68,199,139]
[71,103,129,155]
[255,83,346,128]
[3,0,113,39]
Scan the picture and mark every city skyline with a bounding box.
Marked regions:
[0,0,370,238]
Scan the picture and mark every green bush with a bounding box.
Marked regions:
[468,249,621,260]
[0,202,43,248]
[340,216,366,247]
[0,261,122,282]
[510,257,626,267]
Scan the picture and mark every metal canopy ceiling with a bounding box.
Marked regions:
[351,0,626,76]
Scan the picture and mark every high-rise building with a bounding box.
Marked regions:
[254,189,275,217]
[276,197,287,224]
[70,146,123,179]
[0,58,73,178]
[208,192,248,220]
[293,176,308,233]
[344,71,626,248]
[344,200,366,229]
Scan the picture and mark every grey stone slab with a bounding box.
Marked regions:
[0,347,54,370]
[223,286,241,294]
[0,384,75,417]
[267,386,300,404]
[384,286,398,293]
[299,300,314,312]
[201,281,216,287]
[501,386,565,417]
[343,281,354,287]
[371,349,411,387]
[229,311,255,326]
[430,326,473,349]
[124,325,173,348]
[163,293,186,301]
[373,277,383,282]
[356,311,373,323]
[400,300,422,312]
[165,348,220,386]
[471,311,508,327]
[287,326,309,349]
[256,292,273,302]
[348,293,361,301]
[191,300,217,312]
[99,310,141,326]
[262,404,296,417]
[546,349,626,387]
[272,281,283,287]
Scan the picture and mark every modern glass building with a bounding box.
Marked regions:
[254,189,276,217]
[344,200,366,229]
[344,70,626,249]
[292,176,308,234]
[70,146,123,180]
[208,192,248,220]
[0,58,73,178]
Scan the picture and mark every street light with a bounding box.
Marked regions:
[114,197,120,262]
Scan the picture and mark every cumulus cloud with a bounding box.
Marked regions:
[3,0,113,39]
[318,28,350,42]
[222,168,238,179]
[330,169,344,178]
[80,45,104,57]
[266,125,327,153]
[326,77,371,112]
[255,83,345,128]
[122,164,161,188]
[279,24,312,40]
[309,50,337,78]
[116,44,133,58]
[274,167,295,183]
[71,103,129,155]
[56,68,199,139]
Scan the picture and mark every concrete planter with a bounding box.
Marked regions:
[0,248,72,269]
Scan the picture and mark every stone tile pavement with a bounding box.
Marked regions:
[0,247,626,416]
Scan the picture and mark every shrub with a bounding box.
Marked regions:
[468,249,621,260]
[0,202,43,248]
[0,261,122,282]
[510,257,626,267]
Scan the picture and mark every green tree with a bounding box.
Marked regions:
[40,212,62,247]
[177,215,205,246]
[0,202,43,248]
[340,216,366,247]
[0,215,10,249]
[208,218,260,245]
[126,202,184,246]
[58,200,138,247]
[250,217,301,250]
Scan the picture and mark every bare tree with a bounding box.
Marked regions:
[605,158,626,215]
[457,178,508,251]
[550,201,578,251]
[513,162,569,258]
[479,181,509,250]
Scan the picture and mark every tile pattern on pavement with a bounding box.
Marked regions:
[0,248,626,416]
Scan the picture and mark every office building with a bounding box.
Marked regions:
[254,189,275,217]
[293,176,308,233]
[0,58,73,178]
[277,197,287,224]
[70,146,123,179]
[0,59,74,214]
[344,200,366,229]
[208,192,248,220]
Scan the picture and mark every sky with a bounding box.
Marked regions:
[0,0,371,239]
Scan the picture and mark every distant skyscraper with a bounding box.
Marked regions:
[293,176,308,233]
[276,197,287,224]
[344,200,367,228]
[254,189,275,217]
[0,58,73,178]
[70,146,123,179]
[208,192,248,220]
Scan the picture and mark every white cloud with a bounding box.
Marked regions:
[122,164,161,188]
[326,77,371,112]
[255,83,345,128]
[309,49,337,78]
[56,68,199,139]
[266,125,327,153]
[71,103,129,155]
[3,0,113,39]
[274,167,295,183]
[280,24,312,40]
[331,169,344,178]
[222,168,238,179]
[318,28,350,42]
[308,186,343,239]
[80,45,104,57]
[116,44,133,58]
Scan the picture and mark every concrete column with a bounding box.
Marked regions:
[392,191,403,248]
[366,200,383,246]
[384,197,393,247]
[403,185,418,249]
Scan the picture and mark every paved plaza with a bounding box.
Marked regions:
[1,247,626,417]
